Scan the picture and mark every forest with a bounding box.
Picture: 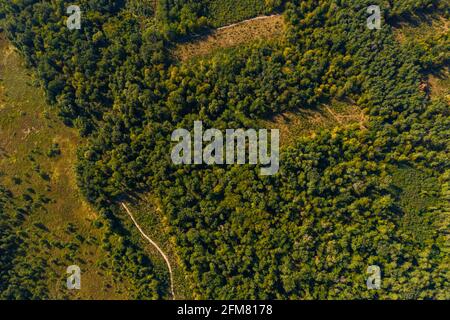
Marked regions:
[157,0,285,34]
[0,0,449,299]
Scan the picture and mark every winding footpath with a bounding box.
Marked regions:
[120,15,281,300]
[121,202,175,300]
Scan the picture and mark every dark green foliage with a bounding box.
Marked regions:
[1,0,448,299]
[204,0,284,28]
[157,0,285,37]
[0,186,49,299]
[126,0,155,18]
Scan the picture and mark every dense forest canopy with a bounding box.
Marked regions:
[157,0,285,34]
[0,0,449,299]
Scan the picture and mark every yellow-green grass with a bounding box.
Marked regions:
[394,15,448,44]
[394,14,449,103]
[0,33,131,299]
[259,100,368,148]
[428,68,449,103]
[174,14,285,62]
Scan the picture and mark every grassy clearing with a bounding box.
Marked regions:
[428,67,449,102]
[394,14,449,103]
[394,14,448,44]
[0,33,131,299]
[259,100,368,148]
[174,14,285,62]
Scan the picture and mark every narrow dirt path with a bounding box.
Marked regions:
[121,202,175,300]
[217,14,282,31]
